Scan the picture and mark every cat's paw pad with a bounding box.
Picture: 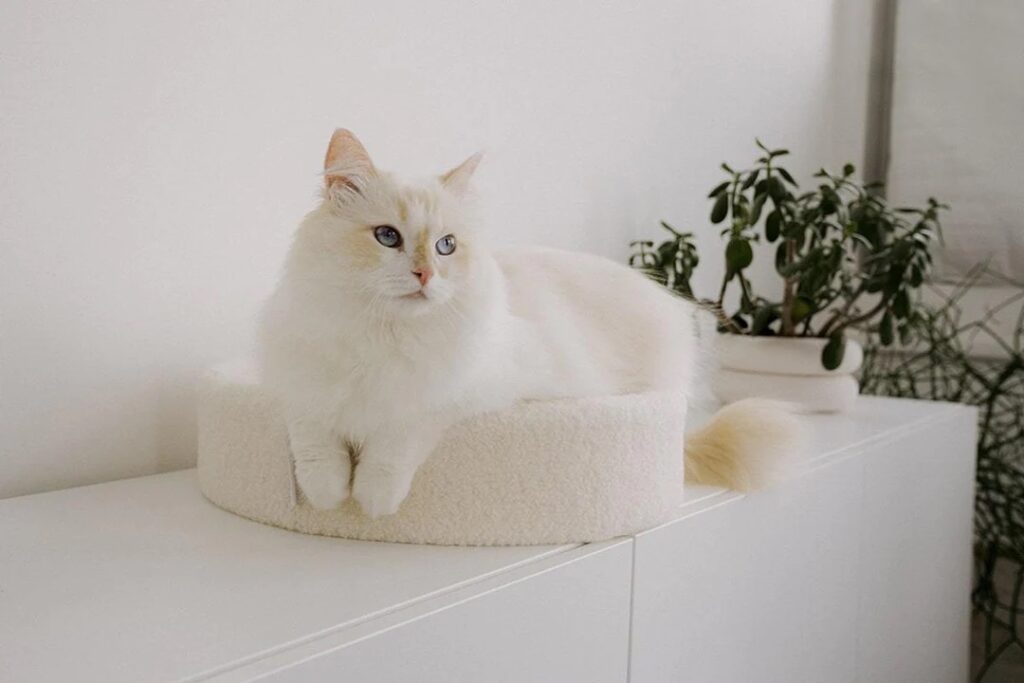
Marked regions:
[352,464,412,519]
[295,455,350,510]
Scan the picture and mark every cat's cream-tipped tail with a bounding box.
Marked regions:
[684,399,804,491]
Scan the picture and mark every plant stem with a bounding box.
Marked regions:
[703,299,743,334]
[717,276,729,309]
[819,281,868,337]
[981,356,1022,438]
[830,297,889,337]
[781,238,796,336]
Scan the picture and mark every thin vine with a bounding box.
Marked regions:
[859,265,1024,681]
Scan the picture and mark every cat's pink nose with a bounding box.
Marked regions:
[412,268,433,286]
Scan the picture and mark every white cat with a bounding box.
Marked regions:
[259,129,798,518]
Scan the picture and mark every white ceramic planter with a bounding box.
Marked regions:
[712,334,863,413]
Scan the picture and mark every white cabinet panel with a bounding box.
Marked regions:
[857,412,976,683]
[629,401,976,683]
[244,541,633,683]
[0,472,575,683]
[630,457,863,683]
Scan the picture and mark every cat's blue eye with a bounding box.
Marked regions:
[435,234,457,256]
[373,225,402,249]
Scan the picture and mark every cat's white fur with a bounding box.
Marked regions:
[259,129,797,517]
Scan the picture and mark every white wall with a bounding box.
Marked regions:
[888,0,1024,281]
[885,1,1023,360]
[885,0,1023,367]
[0,0,875,498]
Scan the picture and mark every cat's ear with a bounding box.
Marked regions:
[323,129,375,193]
[441,152,483,196]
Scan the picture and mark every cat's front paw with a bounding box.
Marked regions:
[352,463,413,519]
[294,454,350,510]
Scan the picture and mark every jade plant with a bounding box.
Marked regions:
[630,140,947,369]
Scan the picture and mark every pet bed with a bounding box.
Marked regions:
[197,362,688,546]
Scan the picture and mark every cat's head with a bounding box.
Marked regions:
[292,129,485,318]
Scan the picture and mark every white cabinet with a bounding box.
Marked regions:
[630,459,864,683]
[233,542,632,683]
[856,411,976,683]
[0,398,976,682]
[629,399,976,683]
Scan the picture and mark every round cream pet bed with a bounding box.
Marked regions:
[197,363,688,546]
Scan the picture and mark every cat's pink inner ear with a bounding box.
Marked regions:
[441,152,483,195]
[324,129,375,191]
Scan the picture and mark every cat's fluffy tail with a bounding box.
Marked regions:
[684,399,803,491]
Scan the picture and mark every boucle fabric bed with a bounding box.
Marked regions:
[197,363,688,546]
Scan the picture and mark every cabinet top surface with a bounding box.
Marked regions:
[0,469,575,681]
[0,396,970,681]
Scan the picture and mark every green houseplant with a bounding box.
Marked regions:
[631,141,945,410]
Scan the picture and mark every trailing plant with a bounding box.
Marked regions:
[859,266,1024,681]
[630,140,946,369]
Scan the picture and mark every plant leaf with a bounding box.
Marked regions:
[741,169,760,190]
[766,210,781,242]
[893,289,910,318]
[749,194,767,225]
[777,168,798,186]
[707,181,730,198]
[751,305,777,335]
[711,192,729,224]
[821,333,846,370]
[774,241,788,274]
[791,296,813,322]
[726,238,754,273]
[879,311,894,346]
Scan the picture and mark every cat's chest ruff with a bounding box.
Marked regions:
[326,339,468,420]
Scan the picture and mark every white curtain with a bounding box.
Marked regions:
[888,0,1024,281]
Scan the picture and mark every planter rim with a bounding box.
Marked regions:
[716,333,864,376]
[717,333,850,346]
